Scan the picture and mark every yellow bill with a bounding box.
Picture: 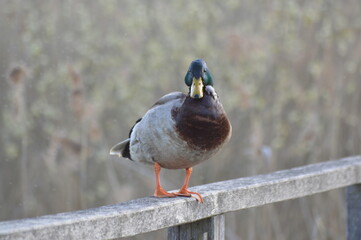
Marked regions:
[190,77,204,99]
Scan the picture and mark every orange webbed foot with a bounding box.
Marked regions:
[175,188,204,203]
[154,187,176,198]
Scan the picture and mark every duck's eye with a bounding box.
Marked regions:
[203,69,207,72]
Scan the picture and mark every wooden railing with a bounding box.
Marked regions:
[1,156,361,240]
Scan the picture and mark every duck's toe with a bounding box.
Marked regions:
[175,189,203,203]
[154,187,176,198]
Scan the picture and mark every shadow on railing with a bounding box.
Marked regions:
[1,156,361,240]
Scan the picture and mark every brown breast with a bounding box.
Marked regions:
[172,94,231,151]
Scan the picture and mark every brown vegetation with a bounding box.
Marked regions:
[0,1,360,239]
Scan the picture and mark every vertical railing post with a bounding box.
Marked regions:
[347,184,361,240]
[168,214,225,240]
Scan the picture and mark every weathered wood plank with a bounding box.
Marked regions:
[167,214,225,240]
[0,156,361,240]
[347,184,361,240]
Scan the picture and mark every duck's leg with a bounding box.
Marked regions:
[175,167,203,203]
[154,162,176,198]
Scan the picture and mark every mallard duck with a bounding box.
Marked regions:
[110,59,231,203]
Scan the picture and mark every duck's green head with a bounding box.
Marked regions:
[184,59,213,99]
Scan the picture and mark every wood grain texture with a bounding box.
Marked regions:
[347,184,361,240]
[0,156,360,240]
[168,214,224,240]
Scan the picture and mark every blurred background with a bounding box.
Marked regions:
[1,0,361,239]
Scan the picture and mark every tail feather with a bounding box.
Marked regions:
[110,139,130,158]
